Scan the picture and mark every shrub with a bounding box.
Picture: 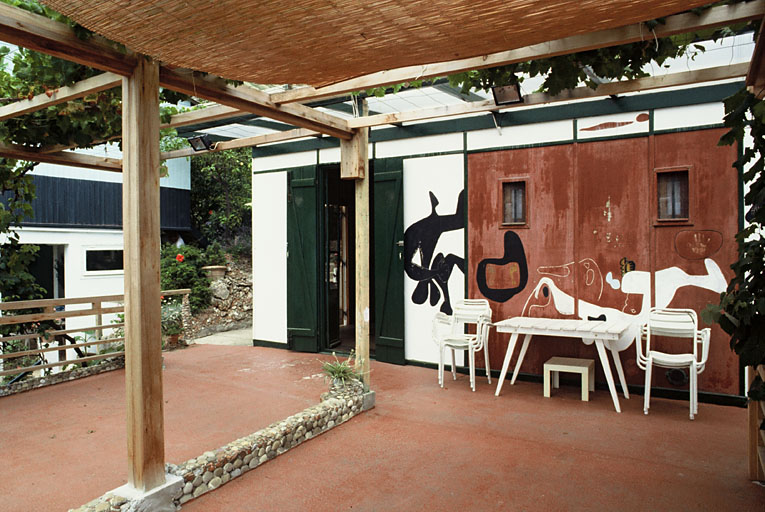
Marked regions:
[160,244,210,314]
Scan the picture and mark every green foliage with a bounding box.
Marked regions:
[161,299,183,335]
[204,241,227,266]
[160,244,211,314]
[190,148,252,255]
[321,351,360,387]
[702,87,765,400]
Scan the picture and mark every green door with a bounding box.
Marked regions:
[287,165,320,352]
[374,159,406,364]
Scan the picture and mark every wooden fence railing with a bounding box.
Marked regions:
[0,289,191,378]
[749,365,765,481]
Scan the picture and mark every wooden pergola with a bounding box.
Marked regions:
[0,0,763,497]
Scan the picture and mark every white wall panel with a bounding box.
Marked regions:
[403,154,465,365]
[576,111,650,140]
[252,170,288,344]
[252,150,315,172]
[376,133,462,159]
[653,103,724,132]
[467,120,573,150]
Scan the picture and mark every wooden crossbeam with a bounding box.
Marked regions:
[161,104,241,129]
[161,127,318,159]
[0,142,122,171]
[345,63,750,129]
[747,19,765,98]
[0,2,137,76]
[160,63,747,159]
[271,1,765,104]
[158,67,352,140]
[0,72,122,121]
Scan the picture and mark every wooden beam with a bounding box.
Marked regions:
[0,142,122,171]
[161,127,318,160]
[161,104,241,130]
[122,55,166,492]
[346,63,750,129]
[747,19,765,98]
[271,1,765,104]
[0,2,137,76]
[158,67,352,140]
[0,73,122,121]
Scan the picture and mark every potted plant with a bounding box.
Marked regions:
[161,300,183,349]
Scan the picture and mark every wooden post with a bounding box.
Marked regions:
[122,55,165,492]
[342,100,370,387]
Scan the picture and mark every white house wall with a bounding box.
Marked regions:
[403,154,465,365]
[251,170,288,344]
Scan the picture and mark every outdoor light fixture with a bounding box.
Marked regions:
[491,83,523,106]
[187,133,214,152]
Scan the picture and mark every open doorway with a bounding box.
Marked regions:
[323,166,356,352]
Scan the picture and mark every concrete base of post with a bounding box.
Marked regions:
[112,474,184,512]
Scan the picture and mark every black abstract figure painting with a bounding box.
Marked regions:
[404,190,465,315]
[476,230,528,302]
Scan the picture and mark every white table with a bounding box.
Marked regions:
[494,317,638,412]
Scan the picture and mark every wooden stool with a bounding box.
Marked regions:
[544,357,595,401]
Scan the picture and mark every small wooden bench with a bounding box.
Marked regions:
[543,357,595,401]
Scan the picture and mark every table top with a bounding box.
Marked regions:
[493,316,635,340]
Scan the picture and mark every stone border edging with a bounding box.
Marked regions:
[0,356,125,398]
[169,379,366,506]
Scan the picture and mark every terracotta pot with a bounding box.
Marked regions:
[201,265,228,280]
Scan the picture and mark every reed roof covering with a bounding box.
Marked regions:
[42,0,709,87]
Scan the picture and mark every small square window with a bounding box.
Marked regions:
[86,249,123,271]
[657,170,689,220]
[502,181,526,225]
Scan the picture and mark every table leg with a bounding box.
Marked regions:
[609,345,630,399]
[510,334,533,385]
[594,339,621,413]
[495,332,519,397]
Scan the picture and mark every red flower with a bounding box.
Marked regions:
[176,254,184,263]
[209,210,213,215]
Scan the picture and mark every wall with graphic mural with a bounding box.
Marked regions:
[468,126,739,395]
[403,154,465,364]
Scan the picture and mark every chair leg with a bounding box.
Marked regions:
[438,344,444,388]
[643,361,652,415]
[469,349,476,392]
[451,349,457,381]
[484,344,492,384]
[689,365,697,420]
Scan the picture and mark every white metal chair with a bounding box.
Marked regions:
[636,307,711,420]
[432,299,493,392]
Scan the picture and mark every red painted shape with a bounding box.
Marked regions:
[674,229,723,260]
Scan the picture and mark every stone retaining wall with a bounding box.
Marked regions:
[68,379,368,512]
[170,379,365,506]
[0,356,125,398]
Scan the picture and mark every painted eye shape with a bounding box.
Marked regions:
[542,286,549,298]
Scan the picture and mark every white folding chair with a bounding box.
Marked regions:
[432,299,492,391]
[636,307,711,420]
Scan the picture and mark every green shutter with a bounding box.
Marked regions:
[287,165,320,352]
[373,159,406,364]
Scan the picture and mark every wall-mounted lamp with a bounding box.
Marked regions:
[187,133,215,152]
[491,83,523,106]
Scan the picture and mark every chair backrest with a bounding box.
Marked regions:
[645,307,699,358]
[451,299,492,326]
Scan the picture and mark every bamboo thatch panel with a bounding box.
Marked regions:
[42,0,709,87]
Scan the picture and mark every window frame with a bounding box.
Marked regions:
[83,247,124,276]
[654,166,693,227]
[499,177,529,229]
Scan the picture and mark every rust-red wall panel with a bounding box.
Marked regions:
[652,128,739,394]
[467,128,740,395]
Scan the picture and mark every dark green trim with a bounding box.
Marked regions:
[652,123,725,136]
[405,360,746,406]
[572,118,578,142]
[252,339,289,349]
[648,109,655,133]
[466,139,576,156]
[252,82,744,159]
[252,167,293,175]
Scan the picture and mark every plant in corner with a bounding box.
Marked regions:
[322,351,361,388]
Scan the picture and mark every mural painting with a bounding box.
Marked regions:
[476,230,528,303]
[403,190,465,315]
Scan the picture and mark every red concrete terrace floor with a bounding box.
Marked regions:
[2,344,764,512]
